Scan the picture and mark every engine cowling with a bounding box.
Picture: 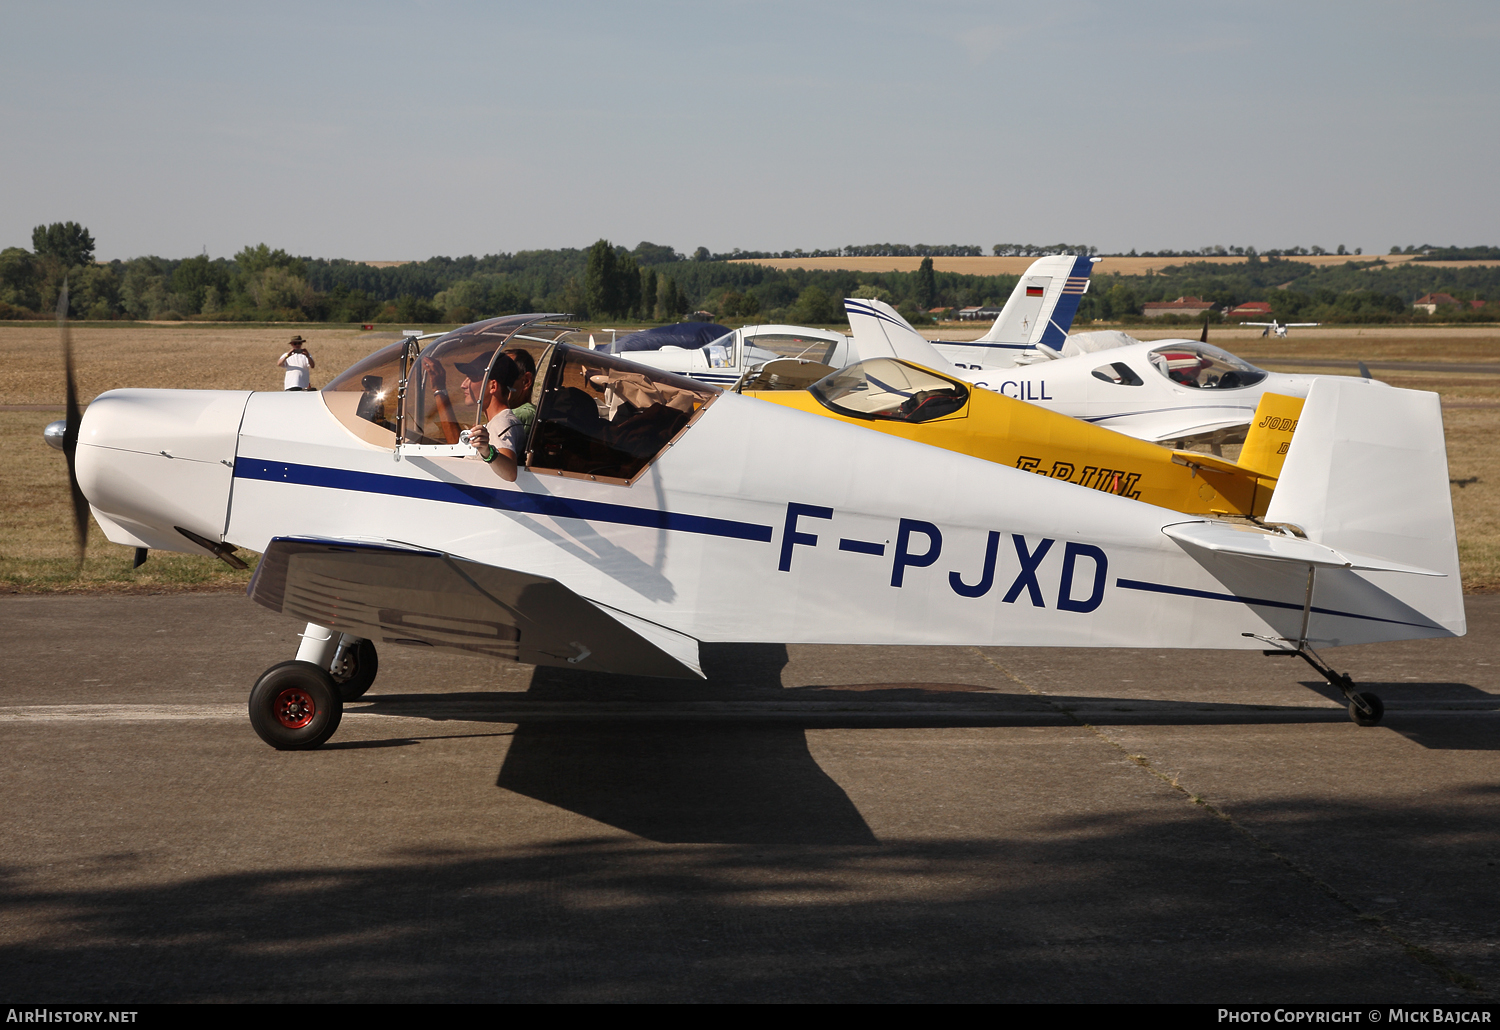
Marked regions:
[75,389,251,554]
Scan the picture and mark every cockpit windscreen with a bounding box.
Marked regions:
[1146,343,1267,390]
[810,358,968,423]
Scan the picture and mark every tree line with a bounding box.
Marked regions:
[2,223,1494,327]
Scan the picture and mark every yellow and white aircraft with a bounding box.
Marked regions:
[743,356,1304,520]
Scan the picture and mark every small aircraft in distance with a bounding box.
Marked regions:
[54,310,1461,751]
[845,299,1382,446]
[1243,319,1320,338]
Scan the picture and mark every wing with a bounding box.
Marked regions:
[249,538,704,678]
[1093,412,1259,443]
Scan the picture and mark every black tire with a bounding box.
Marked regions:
[329,638,379,701]
[1348,691,1384,727]
[248,661,343,750]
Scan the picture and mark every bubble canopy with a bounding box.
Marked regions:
[1145,342,1268,390]
[810,358,968,423]
[323,314,719,484]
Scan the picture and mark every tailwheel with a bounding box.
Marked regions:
[1348,691,1385,727]
[249,661,343,750]
[1253,636,1386,729]
[329,638,379,701]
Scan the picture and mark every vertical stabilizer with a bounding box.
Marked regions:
[1263,378,1464,637]
[843,297,957,371]
[1237,392,1304,479]
[936,254,1098,369]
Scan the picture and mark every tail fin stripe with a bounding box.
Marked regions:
[844,299,912,332]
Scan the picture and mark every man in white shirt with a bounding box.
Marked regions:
[276,336,315,390]
[459,352,526,483]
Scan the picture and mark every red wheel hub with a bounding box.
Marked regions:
[273,687,316,729]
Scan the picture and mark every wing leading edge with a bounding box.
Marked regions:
[249,538,704,679]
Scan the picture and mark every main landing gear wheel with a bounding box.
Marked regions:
[248,661,343,750]
[329,638,378,701]
[1348,691,1385,727]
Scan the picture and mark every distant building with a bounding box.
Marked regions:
[955,305,1004,321]
[1142,295,1215,318]
[1226,301,1273,320]
[1413,292,1460,314]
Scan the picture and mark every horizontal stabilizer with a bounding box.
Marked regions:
[1163,522,1444,576]
[249,537,705,679]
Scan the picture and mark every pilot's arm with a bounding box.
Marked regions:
[422,357,463,444]
[468,424,518,483]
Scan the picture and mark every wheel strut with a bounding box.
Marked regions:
[1250,634,1384,726]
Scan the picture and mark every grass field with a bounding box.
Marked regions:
[2,323,1498,593]
[732,254,1500,276]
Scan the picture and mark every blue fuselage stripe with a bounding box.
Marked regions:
[1115,578,1431,628]
[234,458,775,542]
[939,341,1034,351]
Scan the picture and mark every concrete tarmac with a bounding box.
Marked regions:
[1,592,1497,1003]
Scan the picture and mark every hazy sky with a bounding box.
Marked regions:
[3,1,1495,260]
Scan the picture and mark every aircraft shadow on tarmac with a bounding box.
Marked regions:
[341,645,1500,842]
[495,643,877,845]
[1296,679,1500,750]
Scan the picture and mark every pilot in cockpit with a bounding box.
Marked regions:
[451,352,525,483]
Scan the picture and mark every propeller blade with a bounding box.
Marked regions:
[1358,360,1373,380]
[57,279,89,566]
[1199,317,1209,344]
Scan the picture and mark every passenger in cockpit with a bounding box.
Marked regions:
[508,348,537,431]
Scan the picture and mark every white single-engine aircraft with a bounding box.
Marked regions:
[54,311,1462,750]
[589,255,1101,387]
[846,299,1385,445]
[1244,319,1320,338]
[604,323,853,388]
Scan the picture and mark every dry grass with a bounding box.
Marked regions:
[732,254,1500,276]
[0,410,257,592]
[0,324,395,593]
[1,324,1497,592]
[0,324,402,404]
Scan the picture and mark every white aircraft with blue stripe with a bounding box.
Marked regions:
[928,253,1101,370]
[53,313,1462,750]
[847,298,1390,445]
